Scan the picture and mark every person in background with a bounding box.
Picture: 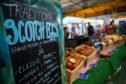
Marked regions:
[94,37,102,53]
[64,27,69,39]
[64,27,69,47]
[71,25,77,38]
[87,22,96,41]
[109,20,117,34]
[103,24,109,35]
[96,25,102,38]
[101,30,106,38]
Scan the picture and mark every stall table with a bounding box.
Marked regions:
[73,44,126,84]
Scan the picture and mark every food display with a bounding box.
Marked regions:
[66,53,83,71]
[102,37,110,43]
[65,34,125,84]
[74,44,97,66]
[102,37,115,43]
[111,34,124,42]
[102,36,116,50]
[69,49,79,55]
[102,35,125,50]
[102,35,124,43]
[112,35,120,42]
[118,35,125,46]
[66,52,84,84]
[75,45,95,57]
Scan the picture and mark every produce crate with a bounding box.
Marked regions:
[75,44,97,65]
[66,55,85,84]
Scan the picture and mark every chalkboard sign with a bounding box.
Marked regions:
[1,0,64,84]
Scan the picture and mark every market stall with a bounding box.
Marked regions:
[61,1,126,83]
[65,35,126,84]
[73,43,126,84]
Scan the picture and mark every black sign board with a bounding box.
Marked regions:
[2,0,62,84]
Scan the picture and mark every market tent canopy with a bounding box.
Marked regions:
[63,0,126,18]
[60,0,112,14]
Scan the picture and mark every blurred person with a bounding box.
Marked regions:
[64,27,69,47]
[101,30,106,38]
[71,25,78,38]
[103,24,109,35]
[109,20,117,34]
[96,25,102,37]
[87,22,96,41]
[64,27,69,39]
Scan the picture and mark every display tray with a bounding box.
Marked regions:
[75,44,97,64]
[102,35,125,50]
[66,53,85,84]
[102,42,115,50]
